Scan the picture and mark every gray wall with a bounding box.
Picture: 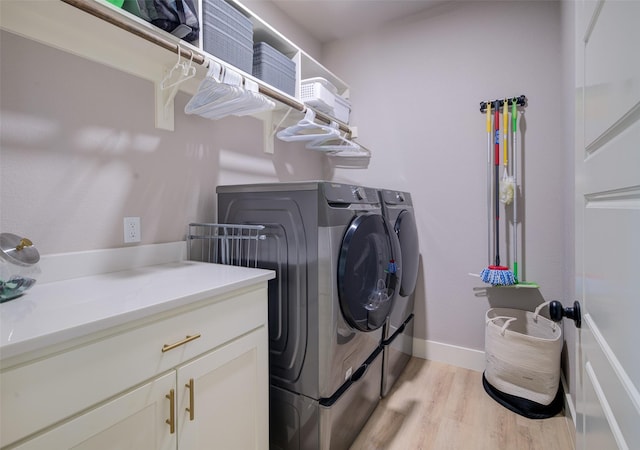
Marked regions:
[0,30,328,254]
[321,0,568,351]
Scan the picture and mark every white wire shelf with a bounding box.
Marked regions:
[187,223,266,268]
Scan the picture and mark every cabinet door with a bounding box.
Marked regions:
[177,327,269,450]
[13,372,176,450]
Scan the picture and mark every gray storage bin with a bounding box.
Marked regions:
[203,0,253,74]
[253,42,296,96]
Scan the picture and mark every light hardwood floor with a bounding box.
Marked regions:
[350,358,575,450]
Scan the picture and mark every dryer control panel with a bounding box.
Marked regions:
[324,183,378,205]
[380,189,413,206]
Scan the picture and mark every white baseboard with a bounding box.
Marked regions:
[412,337,486,372]
[38,241,187,284]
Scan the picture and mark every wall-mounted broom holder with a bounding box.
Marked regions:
[479,95,527,113]
[549,300,582,328]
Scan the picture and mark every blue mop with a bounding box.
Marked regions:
[481,101,515,286]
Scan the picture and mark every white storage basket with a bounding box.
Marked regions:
[300,78,335,114]
[484,302,562,408]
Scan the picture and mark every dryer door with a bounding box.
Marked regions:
[395,209,419,297]
[338,214,398,332]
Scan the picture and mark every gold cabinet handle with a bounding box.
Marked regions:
[161,334,201,353]
[185,378,195,421]
[165,389,175,434]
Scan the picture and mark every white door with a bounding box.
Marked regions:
[575,0,640,448]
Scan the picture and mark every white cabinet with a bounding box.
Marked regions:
[0,283,269,449]
[11,372,177,450]
[177,327,268,450]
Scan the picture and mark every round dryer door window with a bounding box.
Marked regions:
[338,214,398,332]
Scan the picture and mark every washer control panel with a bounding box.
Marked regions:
[352,186,366,200]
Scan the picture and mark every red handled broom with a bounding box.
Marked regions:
[481,100,515,286]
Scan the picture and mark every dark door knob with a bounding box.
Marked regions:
[549,300,581,328]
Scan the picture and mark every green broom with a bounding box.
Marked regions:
[510,99,538,288]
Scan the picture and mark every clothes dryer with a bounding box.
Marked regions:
[379,189,420,397]
[216,181,400,450]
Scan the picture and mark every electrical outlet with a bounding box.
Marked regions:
[124,217,141,243]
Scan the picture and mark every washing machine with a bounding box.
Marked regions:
[379,189,420,397]
[216,181,401,450]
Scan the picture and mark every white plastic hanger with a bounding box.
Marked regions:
[327,146,370,158]
[197,75,274,119]
[231,78,276,117]
[185,59,274,119]
[276,109,340,142]
[161,45,197,109]
[161,45,196,90]
[185,60,239,115]
[327,147,371,168]
[193,67,245,118]
[305,123,361,152]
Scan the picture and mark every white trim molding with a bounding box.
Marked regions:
[412,338,486,373]
[38,241,187,284]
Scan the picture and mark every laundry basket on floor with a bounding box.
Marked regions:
[483,302,563,419]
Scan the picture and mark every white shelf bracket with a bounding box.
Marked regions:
[257,108,293,154]
[154,49,197,131]
[154,73,176,131]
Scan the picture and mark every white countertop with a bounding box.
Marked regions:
[0,261,274,361]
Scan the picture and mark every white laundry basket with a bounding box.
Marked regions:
[483,302,564,418]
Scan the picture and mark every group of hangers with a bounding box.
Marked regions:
[161,45,369,159]
[160,44,275,120]
[276,109,368,156]
[184,59,275,119]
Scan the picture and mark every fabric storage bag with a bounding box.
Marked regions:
[483,302,563,419]
[122,0,199,42]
